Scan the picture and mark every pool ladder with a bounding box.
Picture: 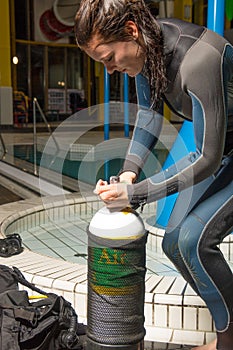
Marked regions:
[33,97,60,176]
[0,133,7,160]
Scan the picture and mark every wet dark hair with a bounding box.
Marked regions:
[74,0,167,109]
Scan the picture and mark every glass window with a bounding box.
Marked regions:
[48,47,65,89]
[31,45,44,107]
[14,0,31,40]
[16,43,28,95]
[48,47,67,114]
[67,48,84,90]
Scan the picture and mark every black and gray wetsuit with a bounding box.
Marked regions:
[124,18,233,349]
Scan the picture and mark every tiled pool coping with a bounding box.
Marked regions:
[0,194,222,346]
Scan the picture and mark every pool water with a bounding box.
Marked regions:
[13,144,168,185]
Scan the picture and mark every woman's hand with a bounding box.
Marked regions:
[119,171,136,184]
[94,178,130,211]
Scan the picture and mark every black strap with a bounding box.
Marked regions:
[12,266,50,297]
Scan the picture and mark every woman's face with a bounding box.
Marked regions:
[83,22,145,77]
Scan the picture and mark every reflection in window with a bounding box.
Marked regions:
[48,47,65,89]
[31,45,44,107]
[67,48,84,90]
[16,44,28,94]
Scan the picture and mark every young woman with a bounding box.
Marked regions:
[74,1,233,349]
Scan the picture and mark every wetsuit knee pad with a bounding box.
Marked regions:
[162,229,179,259]
[177,213,204,259]
[162,213,204,261]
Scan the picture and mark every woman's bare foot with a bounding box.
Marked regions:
[191,339,217,350]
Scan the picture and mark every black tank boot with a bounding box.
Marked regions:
[217,322,233,350]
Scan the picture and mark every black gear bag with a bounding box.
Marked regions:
[0,264,86,349]
[0,234,23,257]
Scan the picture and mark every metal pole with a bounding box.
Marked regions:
[207,0,225,35]
[104,67,110,180]
[123,73,130,138]
[34,98,60,151]
[33,98,38,176]
[104,68,110,141]
[0,133,7,159]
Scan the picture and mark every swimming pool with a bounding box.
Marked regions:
[13,143,168,186]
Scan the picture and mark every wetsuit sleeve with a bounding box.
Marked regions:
[121,74,163,178]
[126,42,231,206]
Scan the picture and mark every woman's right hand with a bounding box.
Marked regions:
[119,171,136,184]
[94,179,129,210]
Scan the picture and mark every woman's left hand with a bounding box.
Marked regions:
[94,179,129,210]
